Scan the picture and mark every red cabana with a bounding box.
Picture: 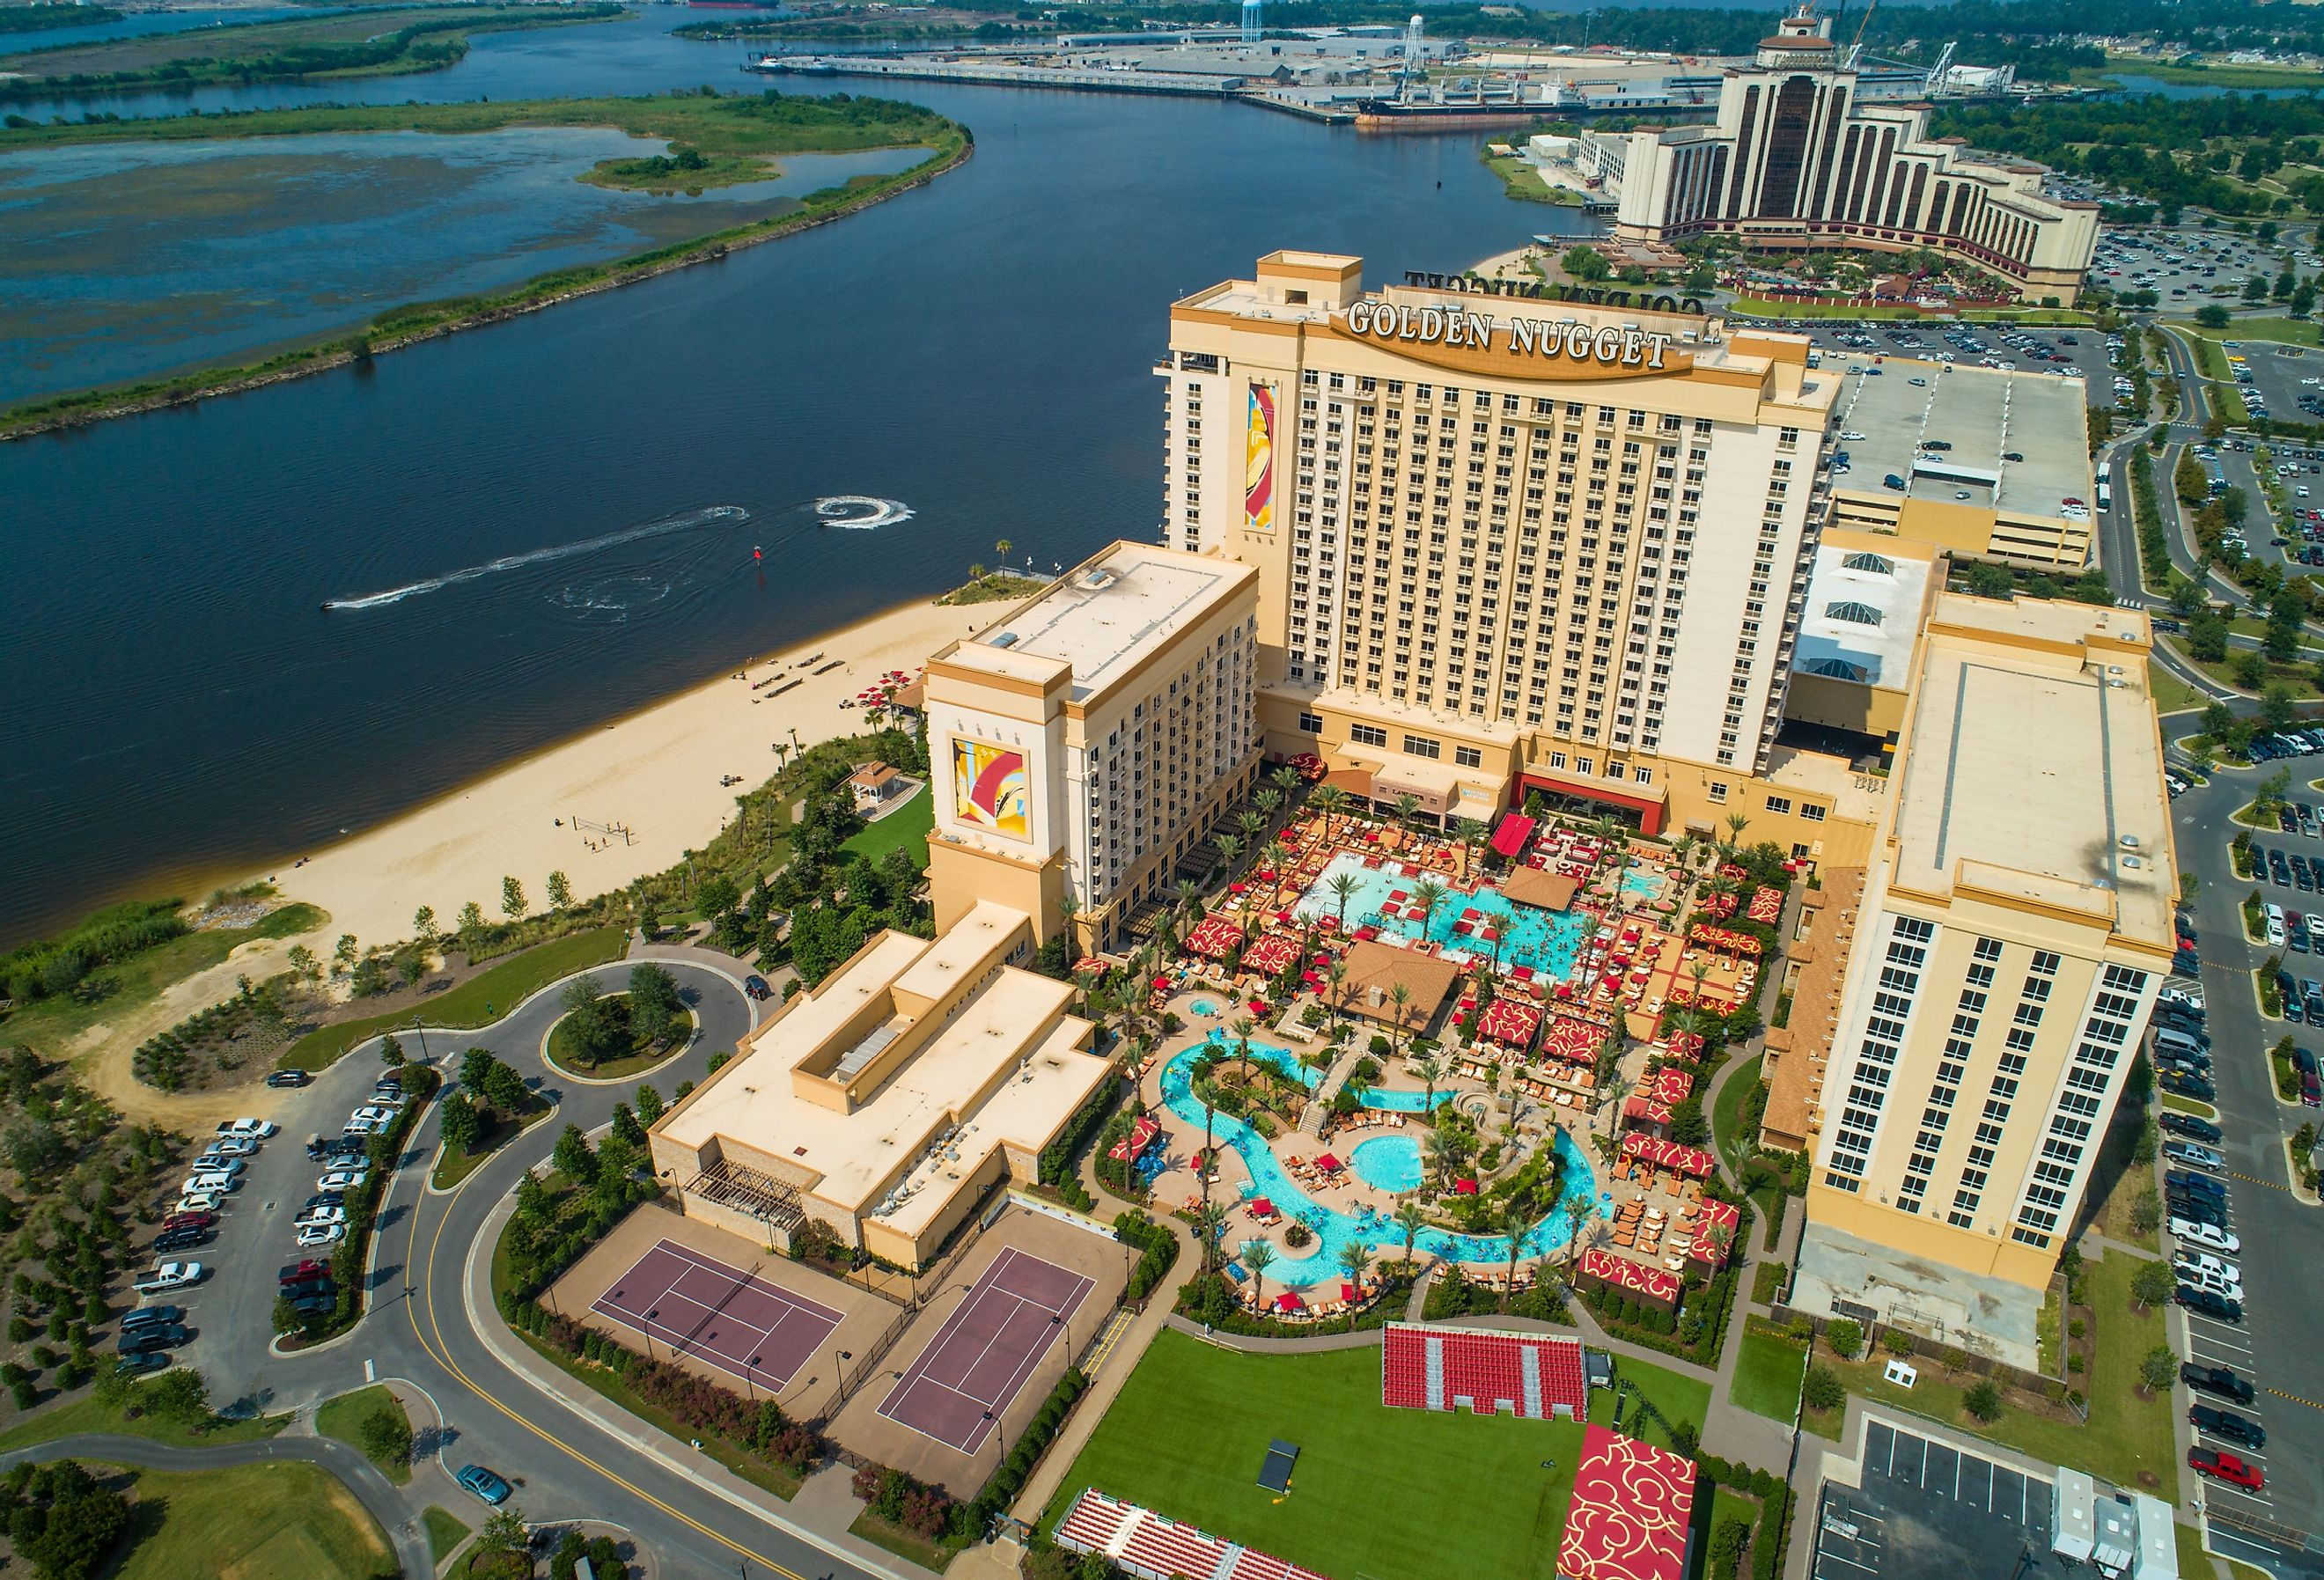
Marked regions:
[1185,915,1245,960]
[1576,1247,1682,1307]
[1241,933,1302,976]
[1107,1116,1162,1162]
[1622,1133,1716,1178]
[1543,1014,1603,1063]
[1687,922,1762,956]
[1453,1179,1480,1195]
[1489,814,1535,858]
[1314,1153,1342,1174]
[1622,1094,1673,1127]
[1072,956,1109,976]
[1747,886,1785,923]
[1474,996,1542,1048]
[1646,1067,1694,1105]
[1689,1198,1741,1268]
[1660,1031,1706,1062]
[1276,1291,1305,1312]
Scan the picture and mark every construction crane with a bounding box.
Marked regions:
[1926,39,1955,94]
[1842,0,1876,70]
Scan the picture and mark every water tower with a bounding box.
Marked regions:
[1242,0,1261,45]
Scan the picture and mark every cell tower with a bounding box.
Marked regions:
[1242,0,1261,44]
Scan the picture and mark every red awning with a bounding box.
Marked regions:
[1453,1179,1480,1195]
[1107,1116,1162,1162]
[1276,1291,1305,1312]
[1314,1154,1341,1172]
[1489,814,1536,857]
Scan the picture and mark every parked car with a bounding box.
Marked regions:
[350,1106,398,1126]
[114,1352,171,1378]
[278,1259,331,1284]
[2166,1170,2225,1200]
[179,1173,240,1197]
[2164,1140,2225,1172]
[295,1206,346,1228]
[317,1170,369,1193]
[296,1223,346,1249]
[203,1137,256,1158]
[2161,1071,2217,1100]
[117,1326,187,1357]
[191,1153,247,1174]
[132,1262,203,1294]
[2189,1447,2265,1491]
[173,1193,221,1217]
[121,1305,180,1332]
[2169,1216,2239,1253]
[2183,1363,2256,1404]
[162,1210,217,1232]
[265,1069,312,1089]
[2175,1285,2244,1323]
[2190,1405,2266,1449]
[217,1118,279,1139]
[455,1465,512,1506]
[151,1227,207,1254]
[2160,1113,2225,1143]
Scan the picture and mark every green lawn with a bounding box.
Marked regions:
[543,996,689,1081]
[2149,660,2207,716]
[280,926,627,1069]
[1728,1327,1808,1422]
[1807,1252,2176,1495]
[424,1505,472,1565]
[1593,1353,1711,1438]
[2175,316,2323,349]
[106,1460,394,1580]
[313,1384,411,1484]
[0,1391,287,1453]
[1041,1330,1706,1580]
[1710,1486,1759,1547]
[842,787,931,867]
[1711,1055,1762,1174]
[3,901,325,1066]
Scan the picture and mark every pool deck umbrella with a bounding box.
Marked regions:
[1108,1115,1162,1162]
[1474,996,1542,1049]
[1313,1153,1342,1173]
[1452,1179,1480,1194]
[1276,1290,1305,1312]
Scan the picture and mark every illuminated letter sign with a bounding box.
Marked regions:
[1341,301,1679,374]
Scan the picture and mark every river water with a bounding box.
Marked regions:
[0,10,1596,944]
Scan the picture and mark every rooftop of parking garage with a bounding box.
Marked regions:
[1829,358,2092,523]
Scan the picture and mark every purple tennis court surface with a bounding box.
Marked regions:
[591,1239,842,1388]
[878,1247,1095,1454]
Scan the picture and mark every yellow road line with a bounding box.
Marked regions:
[2264,1387,2324,1412]
[404,1157,810,1580]
[2226,1172,2290,1192]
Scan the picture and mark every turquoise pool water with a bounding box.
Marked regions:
[1350,1135,1424,1192]
[1189,998,1223,1017]
[1164,1032,1597,1287]
[1359,1084,1454,1112]
[1291,850,1592,979]
[1620,867,1665,899]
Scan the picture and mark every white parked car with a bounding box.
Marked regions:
[296,1222,346,1249]
[317,1171,370,1193]
[134,1261,203,1293]
[342,1116,386,1136]
[218,1118,279,1139]
[2176,1251,2243,1286]
[173,1192,221,1216]
[180,1173,241,1196]
[2169,1216,2240,1255]
[192,1154,246,1175]
[205,1136,257,1158]
[295,1206,346,1227]
[350,1106,398,1126]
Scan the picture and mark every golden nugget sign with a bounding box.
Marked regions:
[1343,298,1679,373]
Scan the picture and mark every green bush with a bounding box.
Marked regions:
[1802,1363,1845,1412]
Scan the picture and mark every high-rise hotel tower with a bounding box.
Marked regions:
[1161,252,1853,856]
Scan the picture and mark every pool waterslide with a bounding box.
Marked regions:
[1160,1033,1596,1288]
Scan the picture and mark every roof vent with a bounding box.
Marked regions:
[2123,855,2144,871]
[989,632,1019,649]
[2120,835,2141,851]
[1082,568,1120,591]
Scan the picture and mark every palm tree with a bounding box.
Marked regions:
[1700,1220,1733,1268]
[1393,791,1423,831]
[1424,1124,1468,1188]
[1414,1050,1444,1110]
[1192,1050,1224,1204]
[1337,1237,1374,1296]
[1600,1070,1634,1140]
[1394,1201,1430,1267]
[1238,809,1267,848]
[1531,1255,1569,1311]
[1271,763,1301,801]
[1325,959,1350,1033]
[1388,984,1416,1059]
[1058,893,1081,958]
[1254,786,1283,831]
[1503,1202,1530,1290]
[1229,1013,1258,1070]
[1245,1238,1276,1314]
[1724,812,1751,852]
[1311,784,1350,843]
[1190,1199,1227,1276]
[1327,870,1361,929]
[1412,878,1447,939]
[1452,817,1489,881]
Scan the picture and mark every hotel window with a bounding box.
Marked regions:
[1707,782,1728,803]
[1763,796,1791,815]
[1632,767,1652,785]
[1403,734,1442,760]
[1799,803,1826,822]
[1548,753,1567,770]
[1454,746,1482,768]
[1297,710,1323,733]
[1575,759,1594,776]
[1350,724,1386,747]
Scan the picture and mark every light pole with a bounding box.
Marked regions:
[836,1349,854,1397]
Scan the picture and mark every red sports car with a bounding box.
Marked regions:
[2189,1447,2265,1491]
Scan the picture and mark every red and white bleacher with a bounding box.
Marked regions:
[1379,1322,1587,1420]
[1055,1489,1335,1580]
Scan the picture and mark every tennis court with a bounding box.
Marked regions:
[877,1247,1094,1453]
[591,1238,842,1388]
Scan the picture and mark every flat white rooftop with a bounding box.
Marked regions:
[970,543,1247,704]
[1832,359,2091,522]
[1888,594,2172,947]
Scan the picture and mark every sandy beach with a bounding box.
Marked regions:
[257,594,982,952]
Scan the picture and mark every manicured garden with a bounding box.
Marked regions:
[1040,1331,1708,1580]
[280,926,628,1069]
[841,786,933,867]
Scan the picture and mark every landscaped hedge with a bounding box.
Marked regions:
[322,1065,441,1334]
[960,1366,1087,1534]
[1114,1210,1180,1304]
[1173,1269,1416,1338]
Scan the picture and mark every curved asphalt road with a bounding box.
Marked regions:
[0,1431,432,1580]
[208,957,890,1580]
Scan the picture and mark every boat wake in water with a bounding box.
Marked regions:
[815,496,913,530]
[321,505,750,611]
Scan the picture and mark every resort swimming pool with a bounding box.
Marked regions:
[1358,1084,1453,1113]
[1349,1135,1424,1192]
[1189,998,1223,1017]
[1160,1033,1598,1287]
[1291,850,1592,981]
[1620,867,1665,900]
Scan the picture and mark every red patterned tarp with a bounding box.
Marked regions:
[1241,933,1302,976]
[1558,1422,1697,1580]
[1186,915,1245,960]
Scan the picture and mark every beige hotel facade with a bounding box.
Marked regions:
[1161,251,1881,870]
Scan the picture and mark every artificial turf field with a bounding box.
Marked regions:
[1041,1330,1708,1580]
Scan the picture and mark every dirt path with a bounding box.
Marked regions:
[67,936,301,1130]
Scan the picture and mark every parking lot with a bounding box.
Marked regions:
[1773,320,2115,409]
[2093,224,2314,312]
